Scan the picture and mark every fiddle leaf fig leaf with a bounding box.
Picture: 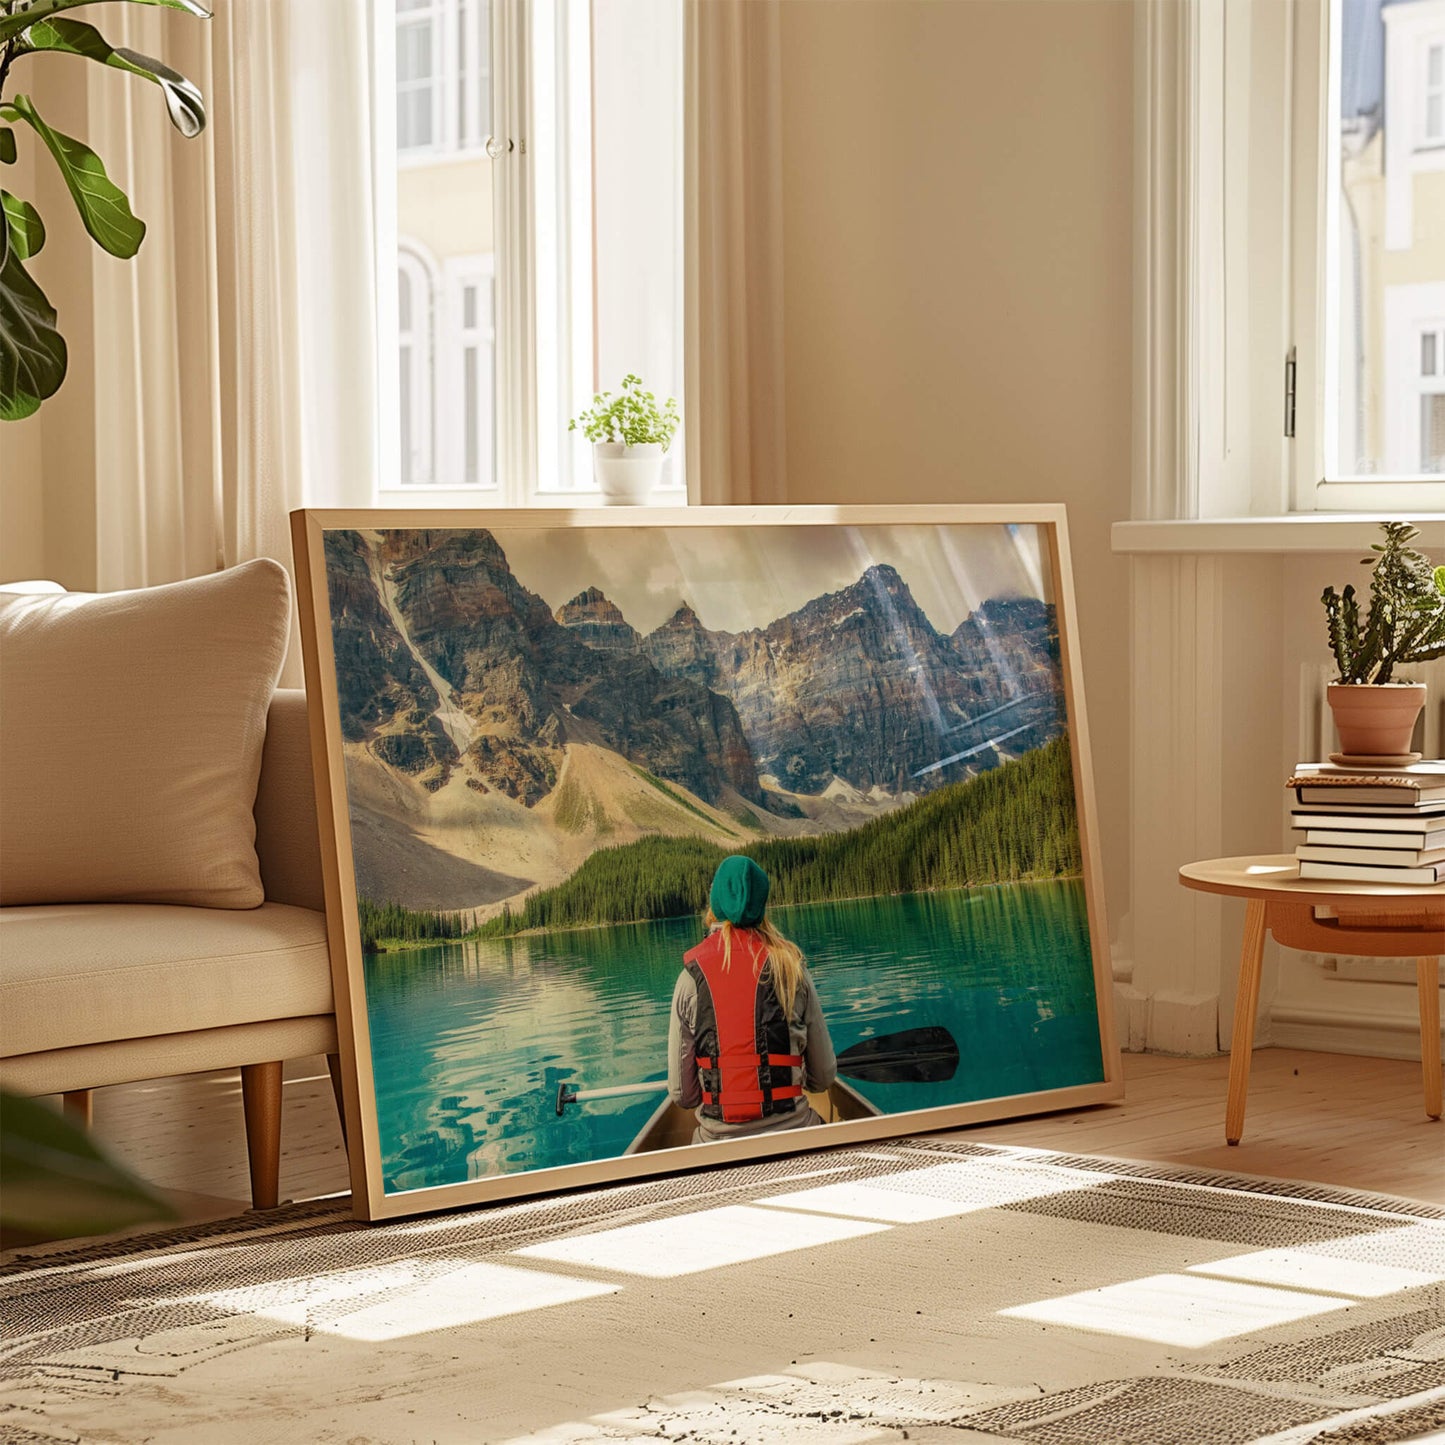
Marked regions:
[0,129,15,166]
[13,19,206,138]
[6,95,145,259]
[2,191,46,259]
[0,243,67,421]
[0,0,211,47]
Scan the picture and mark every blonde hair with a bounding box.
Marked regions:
[703,908,806,1019]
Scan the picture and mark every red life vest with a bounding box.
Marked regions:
[684,927,804,1123]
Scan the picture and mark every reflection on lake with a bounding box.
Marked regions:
[364,880,1103,1194]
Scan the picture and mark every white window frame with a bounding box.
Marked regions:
[1134,0,1445,521]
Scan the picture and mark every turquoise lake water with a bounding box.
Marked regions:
[364,880,1103,1195]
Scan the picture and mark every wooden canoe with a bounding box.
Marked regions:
[624,1078,881,1156]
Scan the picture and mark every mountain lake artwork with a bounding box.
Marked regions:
[294,508,1120,1218]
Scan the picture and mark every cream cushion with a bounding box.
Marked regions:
[0,560,291,908]
[0,902,331,1055]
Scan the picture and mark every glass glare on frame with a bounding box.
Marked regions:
[1332,0,1445,479]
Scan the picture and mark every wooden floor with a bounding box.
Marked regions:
[66,1046,1444,1232]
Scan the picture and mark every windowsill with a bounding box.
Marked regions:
[374,487,689,509]
[1112,514,1445,555]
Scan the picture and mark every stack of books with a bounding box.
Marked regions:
[1289,761,1445,884]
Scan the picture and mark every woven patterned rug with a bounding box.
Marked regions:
[1,1138,1442,1445]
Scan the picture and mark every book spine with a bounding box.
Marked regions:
[1301,831,1439,849]
[1297,860,1444,885]
[1295,845,1440,867]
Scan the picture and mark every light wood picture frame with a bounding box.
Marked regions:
[292,505,1121,1221]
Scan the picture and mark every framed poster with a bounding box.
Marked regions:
[292,506,1120,1220]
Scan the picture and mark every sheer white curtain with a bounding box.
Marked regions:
[684,0,787,505]
[85,1,378,677]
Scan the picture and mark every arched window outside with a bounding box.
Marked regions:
[398,247,434,484]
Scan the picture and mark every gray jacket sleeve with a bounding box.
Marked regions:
[799,968,837,1093]
[668,970,702,1109]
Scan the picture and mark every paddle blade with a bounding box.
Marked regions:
[835,1025,959,1084]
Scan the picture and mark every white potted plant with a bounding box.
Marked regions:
[1321,521,1445,760]
[569,374,680,505]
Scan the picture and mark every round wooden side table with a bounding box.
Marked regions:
[1179,854,1444,1145]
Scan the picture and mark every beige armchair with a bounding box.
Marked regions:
[0,690,338,1209]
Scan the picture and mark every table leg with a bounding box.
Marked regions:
[1225,900,1268,1146]
[1419,957,1442,1122]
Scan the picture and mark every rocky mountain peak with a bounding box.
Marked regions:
[554,587,640,652]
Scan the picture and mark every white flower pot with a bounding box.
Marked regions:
[592,442,665,506]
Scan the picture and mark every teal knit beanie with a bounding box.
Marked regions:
[709,855,770,928]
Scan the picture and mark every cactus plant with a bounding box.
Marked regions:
[1321,522,1445,685]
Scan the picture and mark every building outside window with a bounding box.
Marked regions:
[1334,0,1445,482]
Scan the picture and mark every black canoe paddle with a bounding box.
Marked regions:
[555,1024,959,1113]
[834,1025,959,1085]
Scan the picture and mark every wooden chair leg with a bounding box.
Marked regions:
[62,1090,92,1128]
[240,1061,283,1210]
[326,1052,348,1147]
[1419,957,1442,1122]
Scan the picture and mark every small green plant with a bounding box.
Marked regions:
[1321,522,1445,684]
[569,374,679,449]
[0,0,211,421]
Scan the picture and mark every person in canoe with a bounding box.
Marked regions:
[668,855,837,1142]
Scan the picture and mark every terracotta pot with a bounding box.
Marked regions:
[1326,682,1427,757]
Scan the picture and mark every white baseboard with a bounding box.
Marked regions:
[1269,1004,1430,1062]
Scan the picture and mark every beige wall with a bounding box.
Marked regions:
[777,0,1135,945]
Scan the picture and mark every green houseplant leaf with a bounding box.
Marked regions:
[0,242,66,420]
[0,0,212,47]
[0,1091,176,1237]
[13,18,206,138]
[3,95,145,258]
[0,0,208,419]
[2,190,45,259]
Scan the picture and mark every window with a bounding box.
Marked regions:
[396,0,490,158]
[1420,324,1445,470]
[1136,0,1445,520]
[397,247,435,484]
[1425,39,1444,141]
[1326,0,1445,497]
[396,0,441,153]
[442,259,497,489]
[374,0,686,507]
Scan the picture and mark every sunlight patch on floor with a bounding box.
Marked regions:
[497,1360,1025,1443]
[752,1159,1112,1223]
[998,1273,1354,1348]
[1186,1248,1445,1299]
[512,1204,890,1277]
[190,1260,619,1340]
